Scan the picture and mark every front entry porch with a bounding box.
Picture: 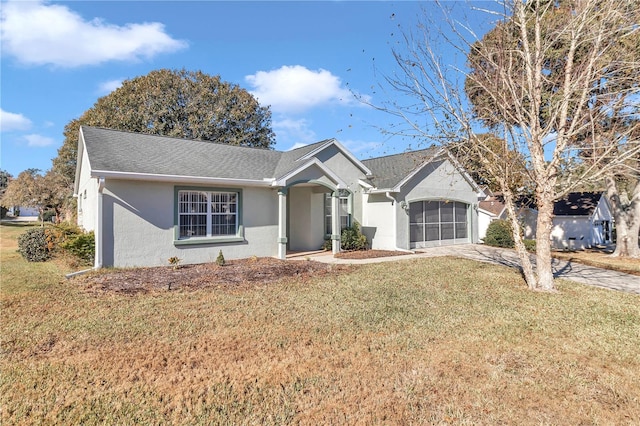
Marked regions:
[277,184,342,259]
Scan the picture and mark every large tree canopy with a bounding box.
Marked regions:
[53,69,275,185]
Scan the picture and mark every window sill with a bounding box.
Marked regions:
[174,236,245,246]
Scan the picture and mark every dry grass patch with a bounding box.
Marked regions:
[553,249,640,276]
[2,223,639,424]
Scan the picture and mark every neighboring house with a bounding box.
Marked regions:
[551,192,613,250]
[477,193,537,240]
[74,126,482,268]
[7,206,39,217]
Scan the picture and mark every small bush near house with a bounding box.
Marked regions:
[340,222,368,251]
[17,228,51,262]
[216,250,226,266]
[321,223,369,251]
[46,223,82,252]
[61,232,95,265]
[484,219,514,248]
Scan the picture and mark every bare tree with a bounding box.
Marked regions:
[375,0,640,290]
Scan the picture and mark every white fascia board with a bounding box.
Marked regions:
[73,127,87,196]
[478,207,497,217]
[358,179,374,189]
[90,170,274,187]
[272,158,348,188]
[367,188,398,194]
[297,138,373,176]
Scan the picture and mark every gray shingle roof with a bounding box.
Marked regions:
[81,127,442,188]
[272,140,332,178]
[362,148,440,189]
[553,192,603,216]
[82,126,301,180]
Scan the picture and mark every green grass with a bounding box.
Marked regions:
[2,223,639,424]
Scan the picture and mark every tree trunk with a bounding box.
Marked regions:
[606,174,640,258]
[534,194,556,291]
[502,190,538,289]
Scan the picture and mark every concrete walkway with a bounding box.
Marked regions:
[303,244,640,295]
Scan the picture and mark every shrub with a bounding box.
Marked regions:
[40,209,56,223]
[484,219,514,248]
[46,223,82,252]
[168,256,181,270]
[320,223,369,251]
[17,228,51,262]
[524,239,536,252]
[340,222,368,251]
[216,250,226,266]
[61,232,95,265]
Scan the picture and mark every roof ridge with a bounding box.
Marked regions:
[363,146,437,162]
[82,126,278,153]
[286,139,334,153]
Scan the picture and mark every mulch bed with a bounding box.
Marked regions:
[334,249,411,260]
[77,257,349,295]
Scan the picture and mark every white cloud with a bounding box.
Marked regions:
[0,0,187,67]
[246,65,357,114]
[24,134,55,147]
[273,118,317,145]
[97,79,124,95]
[0,109,32,132]
[341,139,382,155]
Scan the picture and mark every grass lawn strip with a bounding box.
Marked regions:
[2,223,639,424]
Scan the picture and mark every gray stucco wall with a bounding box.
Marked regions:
[288,186,326,251]
[313,144,368,226]
[101,180,279,267]
[397,160,479,249]
[364,159,479,251]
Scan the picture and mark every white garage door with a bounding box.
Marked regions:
[410,200,469,248]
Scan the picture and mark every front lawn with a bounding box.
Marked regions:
[1,223,639,424]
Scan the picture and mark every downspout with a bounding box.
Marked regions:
[95,177,105,269]
[385,191,413,253]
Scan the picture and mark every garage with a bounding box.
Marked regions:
[409,200,470,248]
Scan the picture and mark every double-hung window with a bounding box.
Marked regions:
[177,189,240,241]
[324,190,351,235]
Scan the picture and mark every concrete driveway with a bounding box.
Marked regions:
[305,244,640,295]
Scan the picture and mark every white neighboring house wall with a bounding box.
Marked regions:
[8,206,39,217]
[551,195,612,250]
[477,208,495,240]
[551,217,592,250]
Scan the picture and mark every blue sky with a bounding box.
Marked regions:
[1,1,496,178]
